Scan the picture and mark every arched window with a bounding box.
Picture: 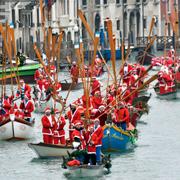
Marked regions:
[95,13,101,32]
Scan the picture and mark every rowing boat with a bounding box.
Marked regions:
[0,117,34,140]
[154,82,177,100]
[102,124,135,152]
[28,142,73,158]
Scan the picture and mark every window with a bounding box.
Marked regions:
[104,0,107,5]
[12,9,16,28]
[117,20,120,30]
[143,17,147,29]
[123,0,127,4]
[19,9,23,28]
[95,0,100,6]
[37,8,40,27]
[82,0,87,6]
[116,0,120,4]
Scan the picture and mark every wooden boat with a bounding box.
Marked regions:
[175,71,180,88]
[135,50,155,65]
[0,63,41,84]
[0,117,34,140]
[61,81,83,91]
[102,124,135,152]
[154,82,177,100]
[64,165,104,178]
[28,142,73,158]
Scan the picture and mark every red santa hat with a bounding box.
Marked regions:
[74,120,82,127]
[94,118,100,122]
[72,61,76,65]
[94,91,100,95]
[88,124,94,131]
[77,106,84,114]
[45,107,51,113]
[54,108,60,114]
[14,103,18,110]
[19,79,24,83]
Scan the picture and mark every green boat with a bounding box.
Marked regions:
[0,63,42,84]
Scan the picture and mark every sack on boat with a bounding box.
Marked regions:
[67,159,80,167]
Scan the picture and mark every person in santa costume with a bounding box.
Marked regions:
[91,77,101,96]
[72,120,86,150]
[113,102,130,130]
[34,67,43,82]
[91,91,103,109]
[84,124,98,165]
[19,93,34,122]
[119,62,133,86]
[16,79,31,100]
[93,119,103,164]
[53,109,66,145]
[41,107,57,144]
[91,105,107,127]
[70,61,79,84]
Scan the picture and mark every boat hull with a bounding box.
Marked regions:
[154,83,177,100]
[61,82,83,91]
[65,165,104,178]
[102,125,134,152]
[0,63,41,84]
[28,143,73,158]
[0,119,34,140]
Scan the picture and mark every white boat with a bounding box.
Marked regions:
[0,118,34,140]
[65,165,104,178]
[28,142,73,158]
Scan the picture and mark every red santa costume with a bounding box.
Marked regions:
[34,68,43,82]
[120,62,133,86]
[41,107,57,144]
[84,125,98,165]
[72,121,86,150]
[70,61,79,84]
[91,91,103,109]
[16,79,31,98]
[113,103,130,130]
[53,109,66,145]
[91,77,101,96]
[19,93,34,122]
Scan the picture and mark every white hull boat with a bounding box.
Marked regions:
[65,165,104,178]
[0,118,34,140]
[28,142,73,158]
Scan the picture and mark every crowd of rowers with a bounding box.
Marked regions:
[40,61,151,165]
[154,48,180,94]
[0,79,34,123]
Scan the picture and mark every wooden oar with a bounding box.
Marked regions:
[96,74,158,119]
[106,19,117,86]
[33,43,64,112]
[148,16,155,42]
[78,9,114,80]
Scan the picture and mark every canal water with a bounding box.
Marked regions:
[0,61,180,180]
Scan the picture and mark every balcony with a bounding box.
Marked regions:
[59,15,70,28]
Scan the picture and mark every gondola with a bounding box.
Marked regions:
[154,82,177,100]
[0,116,34,140]
[28,142,73,158]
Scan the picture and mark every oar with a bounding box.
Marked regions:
[96,74,158,119]
[78,9,114,81]
[33,43,65,112]
[106,19,117,86]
